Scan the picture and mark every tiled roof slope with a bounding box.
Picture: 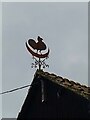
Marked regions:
[35,70,90,100]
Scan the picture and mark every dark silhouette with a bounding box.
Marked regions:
[26,41,50,58]
[28,36,46,53]
[17,71,90,119]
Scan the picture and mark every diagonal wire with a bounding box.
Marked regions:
[0,84,31,95]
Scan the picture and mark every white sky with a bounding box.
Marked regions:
[0,1,89,118]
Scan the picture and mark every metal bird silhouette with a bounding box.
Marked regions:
[25,36,50,69]
[28,36,47,53]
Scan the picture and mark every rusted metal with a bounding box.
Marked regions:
[25,36,50,70]
[26,42,50,58]
[28,36,47,52]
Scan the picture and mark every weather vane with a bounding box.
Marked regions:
[25,36,50,70]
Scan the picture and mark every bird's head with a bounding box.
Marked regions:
[37,36,43,42]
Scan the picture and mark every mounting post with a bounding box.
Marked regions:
[39,58,41,70]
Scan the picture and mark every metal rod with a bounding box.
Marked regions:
[39,58,41,70]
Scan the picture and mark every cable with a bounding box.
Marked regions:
[0,84,31,95]
[0,77,40,95]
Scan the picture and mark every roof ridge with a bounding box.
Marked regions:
[35,70,90,100]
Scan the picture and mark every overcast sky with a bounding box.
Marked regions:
[2,2,88,118]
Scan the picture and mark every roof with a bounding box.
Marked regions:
[34,69,90,100]
[17,69,90,119]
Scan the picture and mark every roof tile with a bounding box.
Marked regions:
[35,70,90,100]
